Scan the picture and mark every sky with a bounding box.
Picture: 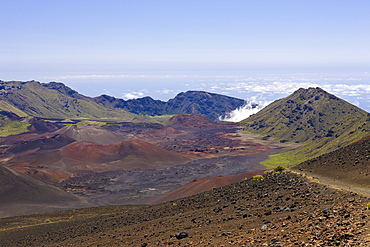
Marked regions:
[1,0,370,118]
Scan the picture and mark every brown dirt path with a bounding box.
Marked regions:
[291,170,370,197]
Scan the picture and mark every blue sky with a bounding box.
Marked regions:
[1,0,370,113]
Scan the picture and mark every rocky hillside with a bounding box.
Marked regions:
[241,87,370,167]
[1,80,247,121]
[0,81,140,120]
[94,91,246,121]
[165,91,246,121]
[0,170,368,246]
[294,135,370,194]
[94,94,168,116]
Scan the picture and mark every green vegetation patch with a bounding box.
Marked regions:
[76,120,106,126]
[252,175,264,181]
[0,122,30,137]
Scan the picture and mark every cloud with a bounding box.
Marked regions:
[221,98,272,122]
[122,91,146,100]
[155,89,180,95]
[222,79,370,99]
[43,74,229,81]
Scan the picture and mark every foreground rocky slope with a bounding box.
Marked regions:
[294,136,370,196]
[0,171,369,246]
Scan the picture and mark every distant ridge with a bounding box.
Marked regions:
[94,91,246,121]
[241,87,370,166]
[0,81,141,120]
[1,80,247,121]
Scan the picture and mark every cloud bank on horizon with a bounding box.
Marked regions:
[37,70,370,124]
[48,71,370,114]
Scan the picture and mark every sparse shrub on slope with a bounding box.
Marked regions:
[252,174,264,181]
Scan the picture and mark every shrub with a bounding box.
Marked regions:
[367,203,370,210]
[252,175,264,181]
[274,165,286,173]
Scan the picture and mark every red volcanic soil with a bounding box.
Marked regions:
[164,114,224,129]
[149,170,265,204]
[61,139,191,169]
[7,134,75,154]
[54,125,128,145]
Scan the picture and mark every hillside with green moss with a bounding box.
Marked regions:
[0,81,140,120]
[0,111,30,137]
[241,87,370,167]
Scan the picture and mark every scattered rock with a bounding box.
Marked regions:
[175,231,189,240]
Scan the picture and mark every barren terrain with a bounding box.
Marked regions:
[0,115,295,216]
[0,171,369,246]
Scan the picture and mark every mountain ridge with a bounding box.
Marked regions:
[241,87,370,167]
[1,80,247,121]
[93,90,246,121]
[0,81,142,120]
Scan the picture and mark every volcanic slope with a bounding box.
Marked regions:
[163,113,224,129]
[0,170,369,246]
[241,87,370,167]
[5,139,191,176]
[0,164,87,218]
[293,136,370,196]
[3,124,127,156]
[53,125,128,145]
[0,81,141,120]
[60,139,191,170]
[149,170,265,204]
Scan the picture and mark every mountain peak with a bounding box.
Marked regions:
[241,87,370,165]
[242,87,367,142]
[291,87,338,100]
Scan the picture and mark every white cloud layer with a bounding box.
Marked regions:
[122,91,146,100]
[41,71,370,113]
[220,98,272,122]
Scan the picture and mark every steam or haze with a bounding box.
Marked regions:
[221,100,271,122]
